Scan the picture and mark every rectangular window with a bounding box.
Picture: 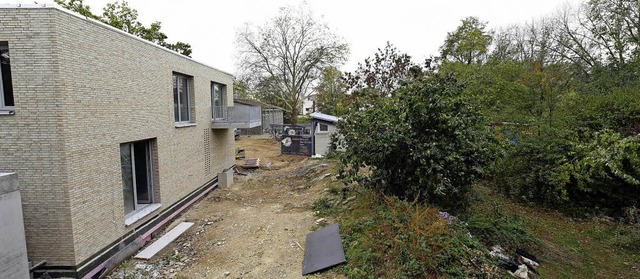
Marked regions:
[121,139,156,216]
[0,42,14,111]
[211,82,226,120]
[319,123,329,132]
[173,73,192,123]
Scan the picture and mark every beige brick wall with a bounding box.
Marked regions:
[0,7,236,266]
[0,8,76,265]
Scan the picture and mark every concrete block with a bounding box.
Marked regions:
[217,169,233,187]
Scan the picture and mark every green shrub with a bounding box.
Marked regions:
[491,129,640,214]
[491,131,574,205]
[569,130,640,210]
[576,78,640,134]
[337,74,491,211]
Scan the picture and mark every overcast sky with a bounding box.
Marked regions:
[7,0,579,74]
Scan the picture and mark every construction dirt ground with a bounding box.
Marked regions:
[106,136,346,279]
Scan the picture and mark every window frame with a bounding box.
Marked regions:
[0,43,14,113]
[211,82,226,121]
[120,139,160,225]
[318,123,329,133]
[173,72,193,123]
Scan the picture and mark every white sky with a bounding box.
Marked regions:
[6,0,579,74]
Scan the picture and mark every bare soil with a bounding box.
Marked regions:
[106,136,345,279]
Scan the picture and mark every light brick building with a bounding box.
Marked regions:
[0,4,253,278]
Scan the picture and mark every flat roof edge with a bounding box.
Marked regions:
[0,3,235,78]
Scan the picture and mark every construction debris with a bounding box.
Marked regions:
[235,149,246,159]
[490,245,540,279]
[302,223,346,275]
[135,222,194,260]
[239,158,260,169]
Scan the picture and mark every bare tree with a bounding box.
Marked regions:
[236,5,349,124]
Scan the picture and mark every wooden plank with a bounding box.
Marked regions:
[134,222,194,260]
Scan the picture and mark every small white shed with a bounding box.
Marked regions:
[310,112,341,156]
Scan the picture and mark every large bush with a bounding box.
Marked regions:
[337,74,491,211]
[492,130,640,214]
[490,131,575,205]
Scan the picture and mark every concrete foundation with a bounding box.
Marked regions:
[0,172,30,279]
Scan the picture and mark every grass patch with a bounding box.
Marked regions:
[317,178,639,278]
[325,182,342,196]
[335,191,499,278]
[312,197,339,217]
[464,201,537,252]
[474,184,640,278]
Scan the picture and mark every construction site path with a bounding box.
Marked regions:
[106,136,344,279]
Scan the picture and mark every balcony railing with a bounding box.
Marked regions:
[211,105,262,129]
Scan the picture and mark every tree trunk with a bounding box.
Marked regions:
[289,111,298,125]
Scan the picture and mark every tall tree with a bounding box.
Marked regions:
[233,80,252,100]
[236,4,349,124]
[315,66,347,116]
[344,42,420,98]
[55,0,192,57]
[101,1,143,34]
[440,17,493,64]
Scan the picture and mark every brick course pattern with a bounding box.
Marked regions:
[0,6,235,266]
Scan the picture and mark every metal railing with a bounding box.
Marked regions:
[212,105,261,129]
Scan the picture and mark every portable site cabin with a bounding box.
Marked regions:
[310,112,342,156]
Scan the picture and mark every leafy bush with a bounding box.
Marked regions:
[491,131,574,205]
[492,130,640,214]
[569,130,640,210]
[337,74,491,211]
[338,191,499,278]
[573,86,640,135]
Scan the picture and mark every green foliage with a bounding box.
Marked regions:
[315,66,348,116]
[570,131,640,208]
[338,74,491,211]
[436,3,640,216]
[312,197,338,217]
[587,221,640,253]
[233,80,251,99]
[573,86,640,135]
[55,0,192,57]
[163,41,192,57]
[54,0,100,20]
[344,42,419,97]
[295,115,311,124]
[325,182,342,195]
[439,60,531,123]
[338,191,499,278]
[440,17,493,64]
[491,131,575,205]
[465,202,536,251]
[492,129,640,213]
[102,1,143,34]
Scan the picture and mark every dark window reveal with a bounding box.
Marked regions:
[0,43,14,109]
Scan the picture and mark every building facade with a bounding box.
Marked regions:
[0,5,241,278]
